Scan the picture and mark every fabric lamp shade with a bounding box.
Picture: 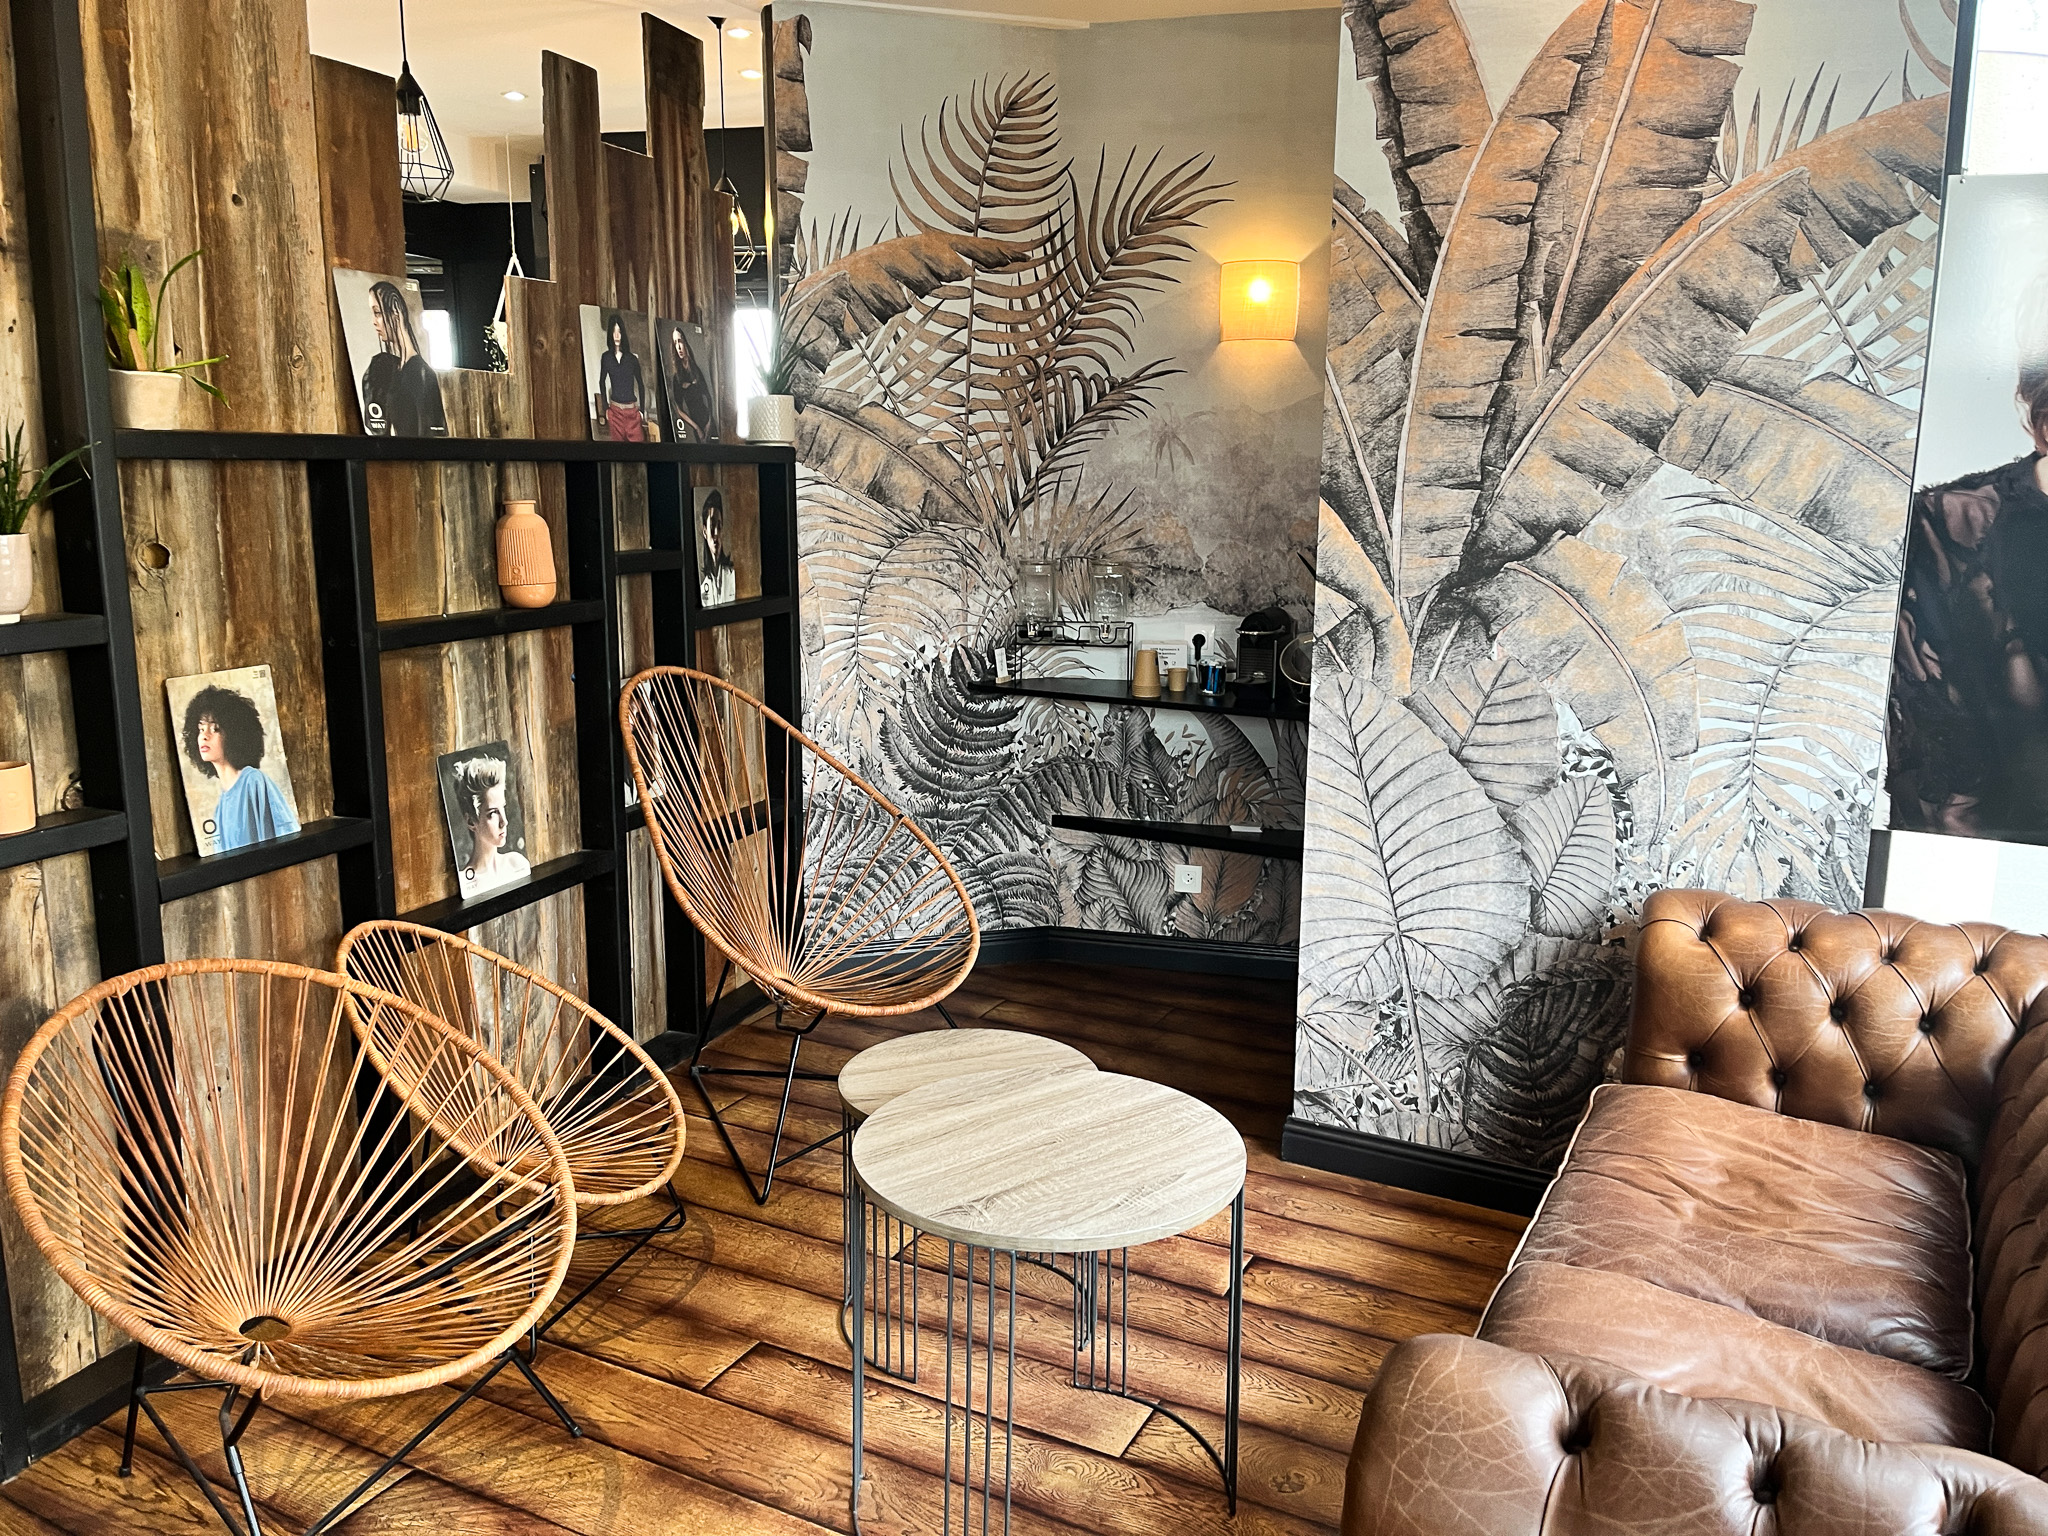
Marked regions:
[1220,260,1299,342]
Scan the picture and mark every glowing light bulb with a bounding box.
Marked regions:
[1247,277,1274,304]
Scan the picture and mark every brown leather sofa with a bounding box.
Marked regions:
[1343,889,2048,1533]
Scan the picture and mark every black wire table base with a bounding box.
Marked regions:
[846,1180,1246,1535]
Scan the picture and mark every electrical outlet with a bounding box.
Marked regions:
[1173,863,1203,895]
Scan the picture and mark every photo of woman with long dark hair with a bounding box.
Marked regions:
[356,277,448,438]
[597,313,647,442]
[179,683,300,853]
[658,317,716,444]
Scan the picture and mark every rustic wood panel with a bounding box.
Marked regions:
[506,276,585,442]
[80,0,337,434]
[543,51,608,309]
[0,0,107,1398]
[644,16,710,325]
[605,144,659,317]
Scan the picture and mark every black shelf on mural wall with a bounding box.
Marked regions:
[968,674,1311,724]
[4,0,805,1473]
[1050,814,1306,861]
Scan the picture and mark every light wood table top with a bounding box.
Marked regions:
[851,1067,1246,1252]
[836,1027,1097,1121]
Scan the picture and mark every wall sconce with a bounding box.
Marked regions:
[1220,260,1300,342]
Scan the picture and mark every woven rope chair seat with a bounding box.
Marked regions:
[0,960,577,1403]
[620,666,980,1019]
[336,921,686,1208]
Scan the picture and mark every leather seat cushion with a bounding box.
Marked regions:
[1481,1260,1994,1451]
[1516,1082,1975,1377]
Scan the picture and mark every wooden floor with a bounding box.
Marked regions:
[0,961,1523,1535]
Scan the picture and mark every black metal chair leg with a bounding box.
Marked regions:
[936,999,962,1029]
[118,1342,148,1476]
[690,1005,846,1205]
[511,1341,583,1438]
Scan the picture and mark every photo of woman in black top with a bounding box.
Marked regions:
[358,279,448,438]
[597,314,647,442]
[658,318,716,444]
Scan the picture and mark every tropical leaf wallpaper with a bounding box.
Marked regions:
[772,8,1336,945]
[1299,0,1956,1167]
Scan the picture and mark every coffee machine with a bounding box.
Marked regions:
[1233,608,1294,705]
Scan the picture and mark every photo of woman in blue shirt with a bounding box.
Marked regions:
[180,684,300,853]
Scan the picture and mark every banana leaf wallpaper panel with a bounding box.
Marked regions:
[772,6,1338,945]
[1298,0,1957,1167]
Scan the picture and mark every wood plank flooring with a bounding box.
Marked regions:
[0,960,1522,1534]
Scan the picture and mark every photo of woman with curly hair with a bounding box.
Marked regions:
[436,742,531,898]
[166,666,302,857]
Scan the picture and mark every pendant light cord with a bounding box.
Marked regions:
[398,0,409,66]
[712,18,730,183]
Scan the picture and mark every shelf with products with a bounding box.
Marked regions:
[968,674,1310,724]
[1050,814,1305,860]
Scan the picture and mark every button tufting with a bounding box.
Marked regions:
[1919,1016,1937,1035]
[1830,1001,1848,1022]
[1738,990,1756,1009]
[1770,1068,1788,1088]
[1865,1081,1881,1100]
[1753,1481,1777,1506]
[1687,1051,1705,1070]
[1787,935,1802,952]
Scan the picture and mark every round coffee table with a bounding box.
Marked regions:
[848,1066,1246,1534]
[838,1029,1097,1380]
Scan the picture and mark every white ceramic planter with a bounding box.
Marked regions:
[747,393,797,445]
[109,369,184,430]
[0,533,30,625]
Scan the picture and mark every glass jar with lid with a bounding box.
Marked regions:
[1089,560,1132,623]
[1019,560,1057,628]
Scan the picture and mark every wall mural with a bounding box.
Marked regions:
[1298,0,1955,1166]
[773,13,1314,944]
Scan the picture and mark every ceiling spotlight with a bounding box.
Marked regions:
[728,24,752,37]
[740,67,762,79]
[502,90,526,101]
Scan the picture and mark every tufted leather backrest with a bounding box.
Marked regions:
[1346,1334,2048,1534]
[1623,889,2048,1166]
[1976,1015,2048,1475]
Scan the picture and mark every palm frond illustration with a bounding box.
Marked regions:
[780,57,1294,942]
[1304,0,1956,1164]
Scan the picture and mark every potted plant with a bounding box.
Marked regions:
[100,250,226,430]
[0,424,90,625]
[745,319,798,445]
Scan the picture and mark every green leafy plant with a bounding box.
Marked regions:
[0,424,91,538]
[99,250,226,402]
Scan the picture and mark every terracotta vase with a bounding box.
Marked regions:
[0,760,32,837]
[0,534,31,624]
[747,394,797,445]
[496,500,557,609]
[109,370,183,430]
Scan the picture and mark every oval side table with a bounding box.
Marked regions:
[848,1066,1246,1535]
[837,1028,1096,1380]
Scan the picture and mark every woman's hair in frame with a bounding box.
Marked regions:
[454,753,508,825]
[181,685,269,773]
[369,280,419,356]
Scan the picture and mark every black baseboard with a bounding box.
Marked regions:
[1281,1117,1551,1217]
[21,1343,174,1472]
[975,926,1297,980]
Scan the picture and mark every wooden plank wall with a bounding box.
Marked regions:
[0,3,106,1401]
[0,0,730,1393]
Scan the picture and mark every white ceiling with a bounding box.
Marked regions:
[305,0,1338,198]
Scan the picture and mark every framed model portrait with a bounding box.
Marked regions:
[166,665,303,858]
[1888,174,2048,846]
[334,267,448,438]
[655,316,717,444]
[580,306,658,443]
[695,486,737,608]
[437,742,531,898]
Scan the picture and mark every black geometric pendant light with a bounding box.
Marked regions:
[710,17,757,277]
[395,0,454,202]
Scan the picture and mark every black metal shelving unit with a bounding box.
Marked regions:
[2,0,803,1475]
